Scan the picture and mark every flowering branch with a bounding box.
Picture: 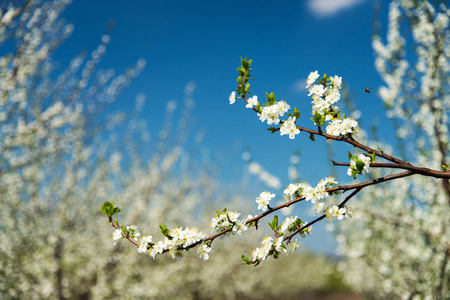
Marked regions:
[102,57,449,266]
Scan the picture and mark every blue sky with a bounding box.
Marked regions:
[58,0,392,253]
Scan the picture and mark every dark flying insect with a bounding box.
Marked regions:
[364,88,372,93]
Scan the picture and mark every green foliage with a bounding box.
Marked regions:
[101,201,121,217]
[269,215,279,230]
[159,224,170,237]
[311,112,325,126]
[265,92,276,106]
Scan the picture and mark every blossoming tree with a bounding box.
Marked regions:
[0,1,345,298]
[334,1,450,298]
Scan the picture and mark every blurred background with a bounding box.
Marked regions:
[0,0,448,299]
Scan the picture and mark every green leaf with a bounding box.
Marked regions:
[311,112,324,126]
[267,127,278,133]
[271,215,278,230]
[265,92,276,105]
[293,107,300,120]
[443,164,449,171]
[114,218,119,225]
[355,160,365,172]
[120,225,127,233]
[347,151,353,160]
[159,224,170,236]
[378,147,384,153]
[241,57,250,69]
[242,255,251,264]
[111,207,121,216]
[101,201,120,217]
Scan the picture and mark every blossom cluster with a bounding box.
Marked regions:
[258,100,290,125]
[326,118,359,137]
[306,71,359,137]
[113,224,211,261]
[325,205,353,220]
[280,117,300,139]
[307,71,342,117]
[112,224,140,245]
[249,216,306,264]
[209,208,252,235]
[283,177,337,203]
[279,216,312,238]
[282,177,353,218]
[151,227,207,260]
[255,191,275,211]
[250,237,276,262]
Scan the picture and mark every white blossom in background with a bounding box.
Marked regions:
[0,1,342,298]
[242,151,282,189]
[335,1,450,298]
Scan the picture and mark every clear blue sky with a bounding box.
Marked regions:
[58,0,393,254]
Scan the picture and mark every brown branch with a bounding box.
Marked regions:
[328,159,450,179]
[285,187,362,242]
[108,170,416,253]
[108,217,139,247]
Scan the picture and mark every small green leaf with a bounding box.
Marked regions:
[101,201,118,217]
[111,207,121,216]
[378,147,384,153]
[159,224,170,236]
[271,215,278,230]
[242,255,250,264]
[120,225,127,233]
[311,112,324,126]
[267,127,279,133]
[347,151,353,160]
[266,92,276,105]
[114,218,119,225]
[293,107,300,120]
[355,160,365,172]
[443,164,449,171]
